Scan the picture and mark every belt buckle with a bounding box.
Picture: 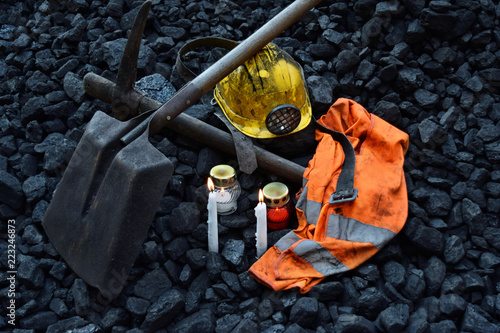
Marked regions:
[329,188,358,204]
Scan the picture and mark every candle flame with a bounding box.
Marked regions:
[207,177,214,191]
[258,189,264,203]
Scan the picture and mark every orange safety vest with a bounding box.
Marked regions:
[248,98,409,293]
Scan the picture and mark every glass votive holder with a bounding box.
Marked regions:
[263,182,292,230]
[210,164,241,215]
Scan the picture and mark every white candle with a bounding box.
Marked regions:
[207,178,218,253]
[255,189,267,257]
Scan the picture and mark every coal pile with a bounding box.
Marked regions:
[1,0,500,332]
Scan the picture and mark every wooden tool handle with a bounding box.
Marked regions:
[83,73,306,183]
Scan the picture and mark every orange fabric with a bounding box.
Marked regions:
[248,98,409,293]
[252,247,324,291]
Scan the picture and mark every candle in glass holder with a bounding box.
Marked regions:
[263,182,292,230]
[210,165,241,215]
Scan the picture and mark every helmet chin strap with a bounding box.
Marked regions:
[212,109,259,175]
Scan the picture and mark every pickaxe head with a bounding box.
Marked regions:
[111,0,151,120]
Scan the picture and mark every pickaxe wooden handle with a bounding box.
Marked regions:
[83,72,306,184]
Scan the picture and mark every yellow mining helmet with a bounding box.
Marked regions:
[214,43,312,139]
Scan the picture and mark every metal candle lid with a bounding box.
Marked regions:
[263,182,289,208]
[210,165,237,187]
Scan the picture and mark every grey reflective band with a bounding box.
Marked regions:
[296,186,396,248]
[295,185,322,225]
[265,104,301,135]
[275,233,349,277]
[326,214,396,249]
[275,231,301,251]
[293,240,348,276]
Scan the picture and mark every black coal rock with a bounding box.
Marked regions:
[34,133,77,175]
[221,239,248,273]
[460,304,499,333]
[2,0,500,331]
[205,251,228,281]
[19,311,59,331]
[71,278,90,317]
[133,268,172,303]
[377,303,410,333]
[381,260,406,289]
[0,170,24,209]
[141,289,184,332]
[289,297,319,328]
[169,202,201,235]
[402,269,426,301]
[46,316,89,333]
[172,308,216,332]
[333,313,376,333]
[101,307,129,330]
[22,174,46,203]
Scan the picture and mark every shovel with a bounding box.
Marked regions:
[43,0,323,300]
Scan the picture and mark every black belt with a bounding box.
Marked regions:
[314,118,358,204]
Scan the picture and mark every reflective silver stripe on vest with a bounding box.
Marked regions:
[275,231,301,251]
[293,240,348,276]
[327,214,396,249]
[296,185,323,225]
[275,233,348,277]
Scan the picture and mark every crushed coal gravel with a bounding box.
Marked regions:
[1,0,499,332]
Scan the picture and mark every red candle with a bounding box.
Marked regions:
[263,182,292,230]
[267,206,290,230]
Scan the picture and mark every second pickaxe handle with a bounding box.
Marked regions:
[83,72,306,183]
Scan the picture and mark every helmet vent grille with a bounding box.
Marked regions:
[265,105,301,135]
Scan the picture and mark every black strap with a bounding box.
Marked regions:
[314,117,358,204]
[175,37,259,175]
[213,109,259,174]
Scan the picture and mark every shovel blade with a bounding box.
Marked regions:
[43,111,173,299]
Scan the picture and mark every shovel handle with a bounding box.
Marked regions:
[148,0,323,135]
